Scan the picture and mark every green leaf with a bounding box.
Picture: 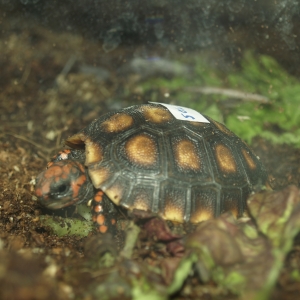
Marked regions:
[39,215,93,237]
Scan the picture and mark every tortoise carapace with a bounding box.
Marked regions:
[35,103,268,233]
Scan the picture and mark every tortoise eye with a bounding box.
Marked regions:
[50,182,70,198]
[57,184,69,194]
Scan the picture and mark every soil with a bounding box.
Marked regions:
[1,9,300,300]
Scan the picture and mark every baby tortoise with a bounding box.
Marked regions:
[35,103,268,233]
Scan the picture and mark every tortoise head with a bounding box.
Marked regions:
[35,160,93,209]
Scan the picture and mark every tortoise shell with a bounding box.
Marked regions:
[36,103,268,225]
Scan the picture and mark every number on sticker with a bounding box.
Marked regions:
[176,107,195,119]
[181,113,195,119]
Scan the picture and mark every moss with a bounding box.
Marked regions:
[140,52,300,146]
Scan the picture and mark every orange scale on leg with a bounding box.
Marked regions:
[99,225,108,233]
[94,191,104,202]
[96,214,106,225]
[93,205,103,213]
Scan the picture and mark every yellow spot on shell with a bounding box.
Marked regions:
[211,120,233,135]
[88,167,111,188]
[142,106,172,123]
[104,184,124,205]
[190,209,213,223]
[85,138,103,166]
[222,196,240,217]
[230,207,239,218]
[100,113,134,133]
[65,134,104,166]
[162,202,184,223]
[241,148,256,170]
[65,133,86,149]
[215,144,237,173]
[189,121,207,128]
[174,139,201,171]
[133,197,150,211]
[125,134,158,167]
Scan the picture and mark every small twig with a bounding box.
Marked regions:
[60,55,77,77]
[0,121,28,127]
[5,133,58,160]
[120,221,141,259]
[6,133,46,150]
[36,151,50,161]
[185,86,270,103]
[20,64,31,85]
[55,130,63,149]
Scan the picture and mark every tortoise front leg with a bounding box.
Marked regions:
[92,190,118,234]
